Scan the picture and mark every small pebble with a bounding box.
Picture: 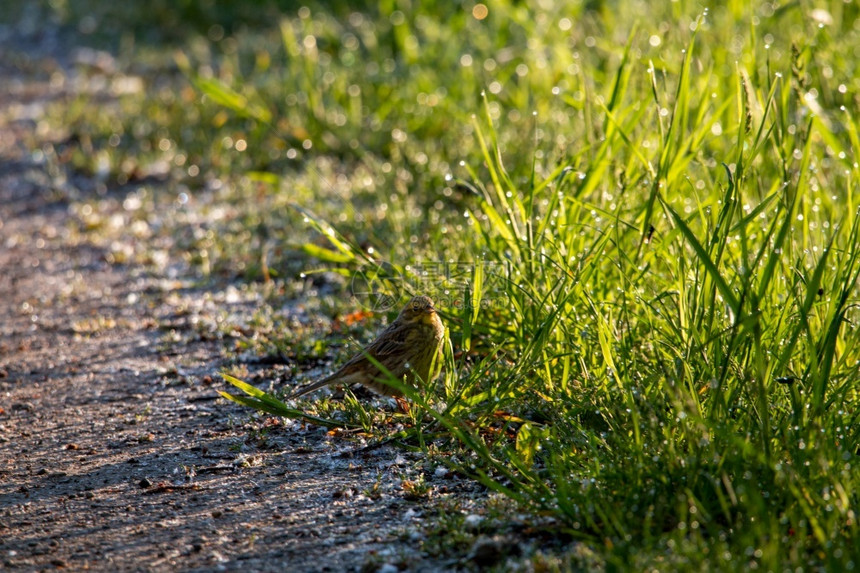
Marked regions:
[463,513,483,531]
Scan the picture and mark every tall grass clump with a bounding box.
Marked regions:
[432,12,859,572]
[189,0,860,568]
[451,74,859,571]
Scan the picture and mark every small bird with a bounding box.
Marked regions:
[289,295,445,399]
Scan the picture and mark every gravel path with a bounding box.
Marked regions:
[0,14,477,572]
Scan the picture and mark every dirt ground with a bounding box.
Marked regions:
[0,19,493,573]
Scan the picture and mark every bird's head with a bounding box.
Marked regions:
[399,295,439,325]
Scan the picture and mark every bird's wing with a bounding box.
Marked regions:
[367,319,423,357]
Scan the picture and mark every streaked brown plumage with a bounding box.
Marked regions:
[288,295,445,399]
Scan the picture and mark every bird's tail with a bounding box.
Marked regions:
[287,375,335,399]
